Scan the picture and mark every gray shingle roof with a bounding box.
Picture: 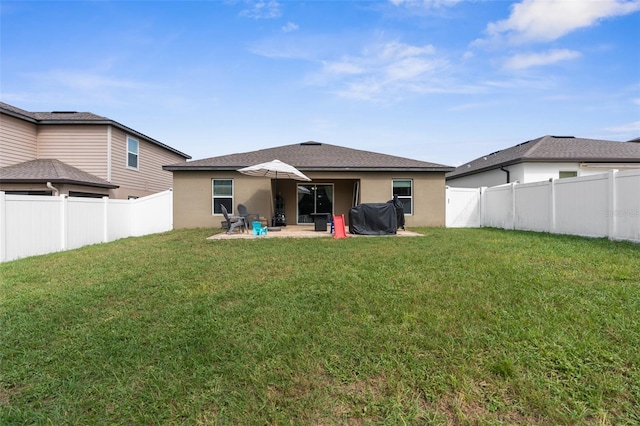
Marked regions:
[0,102,190,159]
[0,159,119,189]
[0,101,109,122]
[164,141,454,172]
[447,135,640,179]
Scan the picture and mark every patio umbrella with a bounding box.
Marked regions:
[237,159,311,225]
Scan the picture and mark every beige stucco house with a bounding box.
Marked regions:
[0,102,190,199]
[164,141,454,229]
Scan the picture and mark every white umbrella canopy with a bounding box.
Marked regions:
[237,159,311,226]
[237,159,311,181]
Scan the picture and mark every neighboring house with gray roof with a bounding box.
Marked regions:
[163,141,454,229]
[0,101,190,198]
[446,135,640,188]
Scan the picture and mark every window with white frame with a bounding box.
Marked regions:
[127,136,139,169]
[559,171,577,179]
[212,179,233,215]
[392,179,413,214]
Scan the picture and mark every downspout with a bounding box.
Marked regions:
[500,167,510,184]
[46,182,60,196]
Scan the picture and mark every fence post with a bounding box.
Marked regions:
[480,187,487,228]
[510,182,517,230]
[103,196,109,243]
[60,195,68,251]
[608,170,618,240]
[549,178,556,234]
[0,191,6,263]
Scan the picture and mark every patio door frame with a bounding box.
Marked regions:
[296,182,334,225]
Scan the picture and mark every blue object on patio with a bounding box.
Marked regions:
[252,221,263,235]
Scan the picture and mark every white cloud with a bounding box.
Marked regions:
[239,0,281,19]
[322,60,365,76]
[381,41,436,59]
[389,0,463,8]
[320,41,439,79]
[316,41,451,100]
[605,121,640,133]
[479,0,640,45]
[282,22,299,32]
[503,48,581,70]
[386,57,443,80]
[34,70,151,91]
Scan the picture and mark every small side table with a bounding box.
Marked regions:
[310,213,331,231]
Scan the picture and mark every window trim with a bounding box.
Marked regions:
[126,136,139,170]
[559,170,578,179]
[212,178,234,215]
[392,179,413,215]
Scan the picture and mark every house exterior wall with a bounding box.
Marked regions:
[0,118,186,199]
[0,113,38,167]
[171,170,448,229]
[447,168,510,188]
[521,162,617,182]
[109,127,186,199]
[356,171,447,226]
[447,162,632,188]
[37,124,109,178]
[172,171,273,229]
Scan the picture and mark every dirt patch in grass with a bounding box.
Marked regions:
[430,383,544,426]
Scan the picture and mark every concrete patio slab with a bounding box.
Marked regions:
[207,225,423,240]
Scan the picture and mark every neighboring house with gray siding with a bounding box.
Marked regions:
[0,101,190,199]
[446,135,640,188]
[163,141,454,229]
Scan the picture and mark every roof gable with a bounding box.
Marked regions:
[164,141,454,172]
[448,135,640,179]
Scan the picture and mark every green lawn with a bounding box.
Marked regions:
[1,228,639,425]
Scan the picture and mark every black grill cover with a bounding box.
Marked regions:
[349,203,397,235]
[388,195,405,230]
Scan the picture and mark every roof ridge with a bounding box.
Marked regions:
[521,135,551,157]
[165,141,454,171]
[49,158,64,179]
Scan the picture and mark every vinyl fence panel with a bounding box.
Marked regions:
[514,181,552,233]
[107,200,133,241]
[0,190,173,262]
[483,184,514,230]
[554,174,609,238]
[66,197,107,250]
[130,190,173,236]
[1,194,64,261]
[445,170,639,243]
[612,169,640,241]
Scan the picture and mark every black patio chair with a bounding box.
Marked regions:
[220,204,247,234]
[237,204,260,226]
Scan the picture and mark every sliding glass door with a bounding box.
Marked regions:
[297,184,333,224]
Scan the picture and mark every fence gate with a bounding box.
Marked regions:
[446,187,482,228]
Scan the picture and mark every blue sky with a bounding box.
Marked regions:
[1,0,639,166]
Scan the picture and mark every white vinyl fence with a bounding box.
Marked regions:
[446,169,640,243]
[0,190,173,263]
